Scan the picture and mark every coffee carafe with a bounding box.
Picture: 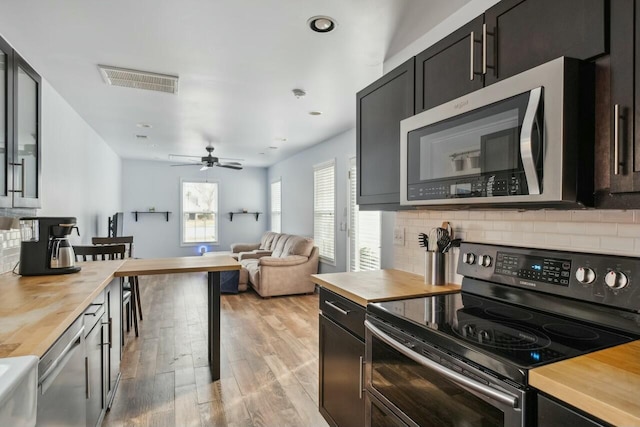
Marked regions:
[19,217,82,276]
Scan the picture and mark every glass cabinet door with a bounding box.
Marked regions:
[0,38,11,207]
[13,56,41,208]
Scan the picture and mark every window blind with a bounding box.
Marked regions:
[181,181,218,244]
[349,161,381,271]
[271,180,282,233]
[314,160,336,263]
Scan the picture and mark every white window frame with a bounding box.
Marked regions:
[180,179,219,246]
[270,178,282,233]
[313,159,336,265]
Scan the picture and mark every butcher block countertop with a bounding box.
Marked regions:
[310,269,461,307]
[0,260,124,358]
[0,255,240,359]
[530,340,640,427]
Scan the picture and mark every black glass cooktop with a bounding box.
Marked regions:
[368,292,635,371]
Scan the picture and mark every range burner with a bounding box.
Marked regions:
[543,323,600,341]
[454,320,551,351]
[484,306,534,321]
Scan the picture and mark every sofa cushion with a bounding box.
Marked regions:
[282,236,314,257]
[268,233,284,251]
[271,234,292,257]
[260,232,277,250]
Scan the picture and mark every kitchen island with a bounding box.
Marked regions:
[0,255,240,381]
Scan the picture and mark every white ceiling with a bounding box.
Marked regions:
[0,0,469,167]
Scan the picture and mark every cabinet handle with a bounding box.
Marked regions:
[614,104,620,175]
[358,356,364,400]
[482,24,487,74]
[102,318,113,349]
[470,31,475,81]
[9,158,25,195]
[325,301,351,316]
[85,356,90,399]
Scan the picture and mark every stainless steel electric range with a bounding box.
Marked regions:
[365,242,640,427]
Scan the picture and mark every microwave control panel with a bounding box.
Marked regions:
[407,172,527,201]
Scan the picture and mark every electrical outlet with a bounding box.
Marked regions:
[393,227,405,246]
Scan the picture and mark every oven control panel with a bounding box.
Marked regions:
[458,242,640,311]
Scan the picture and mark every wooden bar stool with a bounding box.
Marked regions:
[92,236,143,325]
[74,244,139,338]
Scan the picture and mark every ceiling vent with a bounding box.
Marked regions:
[98,65,179,94]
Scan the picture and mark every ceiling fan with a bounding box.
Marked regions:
[171,145,243,170]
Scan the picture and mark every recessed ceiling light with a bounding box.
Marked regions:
[268,146,278,150]
[275,137,287,142]
[308,16,337,33]
[135,134,148,139]
[136,123,152,128]
[309,111,322,116]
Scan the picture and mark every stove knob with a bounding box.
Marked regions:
[463,324,476,337]
[479,255,492,268]
[463,253,476,265]
[575,267,595,284]
[478,330,491,343]
[605,271,629,290]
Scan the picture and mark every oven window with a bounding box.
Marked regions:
[371,335,504,427]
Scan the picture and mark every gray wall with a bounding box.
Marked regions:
[268,129,354,273]
[122,159,268,258]
[40,80,122,244]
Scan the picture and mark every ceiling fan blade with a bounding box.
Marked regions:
[218,156,245,162]
[217,163,243,170]
[171,163,199,167]
[224,161,242,166]
[200,165,210,171]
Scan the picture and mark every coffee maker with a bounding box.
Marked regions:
[19,217,81,276]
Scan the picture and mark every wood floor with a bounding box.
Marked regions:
[103,273,329,427]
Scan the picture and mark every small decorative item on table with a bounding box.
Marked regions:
[148,207,155,212]
[242,208,248,213]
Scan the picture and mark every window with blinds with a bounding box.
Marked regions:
[271,179,282,233]
[181,180,218,244]
[349,159,381,271]
[314,160,336,264]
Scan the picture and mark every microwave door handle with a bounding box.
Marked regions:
[364,320,518,408]
[520,87,543,195]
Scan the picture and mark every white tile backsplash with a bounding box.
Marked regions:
[394,209,640,284]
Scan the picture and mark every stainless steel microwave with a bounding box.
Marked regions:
[400,57,594,208]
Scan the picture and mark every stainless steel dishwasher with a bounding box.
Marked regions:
[36,316,86,427]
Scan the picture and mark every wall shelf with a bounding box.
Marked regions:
[229,212,261,221]
[132,211,171,222]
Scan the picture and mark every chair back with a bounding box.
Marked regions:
[92,236,134,258]
[74,244,127,261]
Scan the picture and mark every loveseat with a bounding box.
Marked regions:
[230,232,319,297]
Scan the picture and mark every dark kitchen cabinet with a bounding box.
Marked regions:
[356,58,414,210]
[537,394,611,427]
[414,0,606,114]
[415,16,484,113]
[0,33,42,208]
[609,0,640,194]
[484,0,607,86]
[319,288,365,427]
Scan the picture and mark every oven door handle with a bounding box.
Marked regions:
[520,86,543,195]
[364,320,518,408]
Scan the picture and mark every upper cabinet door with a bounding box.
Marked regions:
[0,38,12,208]
[13,56,41,208]
[357,58,414,208]
[415,16,484,113]
[484,0,607,86]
